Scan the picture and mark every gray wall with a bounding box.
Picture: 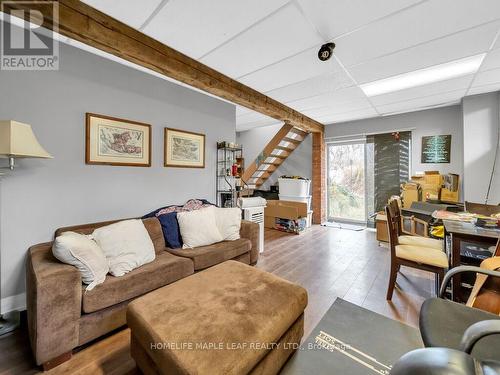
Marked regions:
[462,92,500,204]
[324,105,464,178]
[236,124,312,189]
[0,42,235,306]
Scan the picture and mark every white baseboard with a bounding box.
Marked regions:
[1,293,26,314]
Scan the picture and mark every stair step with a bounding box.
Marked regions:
[275,145,295,152]
[257,165,277,173]
[270,154,286,159]
[283,137,301,144]
[290,128,308,138]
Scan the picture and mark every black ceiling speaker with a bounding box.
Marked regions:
[318,42,335,61]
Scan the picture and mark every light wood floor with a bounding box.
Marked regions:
[0,226,434,374]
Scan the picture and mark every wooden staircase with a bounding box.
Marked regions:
[241,123,308,190]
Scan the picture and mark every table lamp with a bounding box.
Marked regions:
[0,120,52,336]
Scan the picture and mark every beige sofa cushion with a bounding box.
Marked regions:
[92,219,156,277]
[168,238,251,270]
[52,231,109,291]
[82,252,194,313]
[177,206,223,249]
[55,217,166,255]
[127,261,308,375]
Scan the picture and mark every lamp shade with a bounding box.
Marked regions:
[0,120,52,158]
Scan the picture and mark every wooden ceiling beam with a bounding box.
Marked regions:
[1,0,324,133]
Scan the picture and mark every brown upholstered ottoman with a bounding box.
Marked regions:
[127,260,308,375]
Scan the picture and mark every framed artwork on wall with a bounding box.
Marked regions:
[85,113,151,167]
[421,134,451,163]
[164,128,205,168]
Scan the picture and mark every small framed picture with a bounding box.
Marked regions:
[164,128,205,168]
[85,113,151,167]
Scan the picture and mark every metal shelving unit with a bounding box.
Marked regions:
[216,143,243,207]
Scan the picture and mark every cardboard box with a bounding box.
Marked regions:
[441,188,459,202]
[375,212,389,242]
[423,171,443,186]
[402,189,420,208]
[264,200,308,234]
[421,183,440,201]
[411,175,425,184]
[401,182,421,208]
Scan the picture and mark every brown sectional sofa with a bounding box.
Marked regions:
[26,216,259,369]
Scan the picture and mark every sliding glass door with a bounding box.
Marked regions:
[327,132,411,225]
[327,142,367,222]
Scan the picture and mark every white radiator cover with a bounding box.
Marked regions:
[243,206,265,253]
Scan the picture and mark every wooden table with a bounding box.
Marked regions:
[443,219,500,302]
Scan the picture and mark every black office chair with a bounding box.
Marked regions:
[391,265,500,374]
[419,265,500,362]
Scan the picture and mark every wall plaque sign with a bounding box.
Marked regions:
[421,135,451,163]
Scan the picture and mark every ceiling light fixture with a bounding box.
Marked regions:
[360,53,486,97]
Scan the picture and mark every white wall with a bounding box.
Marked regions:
[0,41,235,308]
[324,105,464,177]
[462,92,500,204]
[236,124,312,189]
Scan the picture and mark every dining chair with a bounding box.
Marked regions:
[386,200,449,300]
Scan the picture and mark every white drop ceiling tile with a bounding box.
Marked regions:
[286,86,369,111]
[297,0,421,40]
[201,3,322,78]
[238,46,344,93]
[142,0,289,59]
[467,82,500,96]
[236,117,280,131]
[334,0,500,67]
[302,104,375,119]
[376,89,466,114]
[493,34,500,50]
[237,111,274,124]
[370,75,474,106]
[236,106,253,117]
[472,67,500,87]
[315,108,379,124]
[266,72,355,103]
[82,0,162,29]
[480,47,500,72]
[348,21,500,84]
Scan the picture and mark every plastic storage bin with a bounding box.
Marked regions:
[278,195,312,211]
[278,178,310,197]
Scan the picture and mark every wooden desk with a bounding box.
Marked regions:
[443,220,500,301]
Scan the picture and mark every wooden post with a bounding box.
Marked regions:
[312,132,326,224]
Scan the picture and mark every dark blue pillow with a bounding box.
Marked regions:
[157,212,182,249]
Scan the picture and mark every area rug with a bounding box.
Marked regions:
[280,298,423,375]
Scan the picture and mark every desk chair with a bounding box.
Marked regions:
[419,263,500,362]
[386,200,449,300]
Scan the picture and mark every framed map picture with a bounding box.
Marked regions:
[164,128,205,168]
[86,113,151,167]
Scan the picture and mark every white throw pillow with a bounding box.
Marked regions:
[177,206,223,249]
[91,219,155,277]
[52,231,109,291]
[214,207,241,241]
